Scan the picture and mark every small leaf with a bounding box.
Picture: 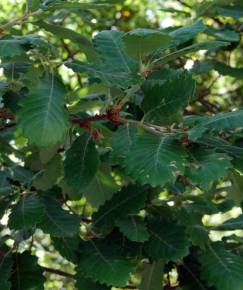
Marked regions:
[139,260,164,290]
[116,216,150,242]
[39,196,80,237]
[8,194,44,230]
[64,133,100,193]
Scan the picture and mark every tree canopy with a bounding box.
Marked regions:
[1,0,243,289]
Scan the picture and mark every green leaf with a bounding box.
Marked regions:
[34,154,62,190]
[168,21,205,48]
[199,243,243,290]
[0,37,26,57]
[216,6,243,18]
[78,240,134,287]
[146,221,189,261]
[64,133,99,193]
[124,131,186,186]
[0,170,11,196]
[82,165,119,208]
[186,149,232,190]
[214,214,243,230]
[52,236,80,264]
[36,21,98,61]
[123,28,171,58]
[189,110,243,140]
[39,196,80,237]
[206,27,240,42]
[26,0,40,12]
[228,171,243,205]
[116,216,150,242]
[66,60,134,88]
[139,260,164,290]
[8,194,44,230]
[17,74,69,147]
[45,2,111,11]
[0,252,12,290]
[76,273,109,290]
[212,61,243,78]
[142,69,195,124]
[93,185,147,233]
[11,252,45,290]
[111,123,137,161]
[152,41,229,66]
[94,30,138,73]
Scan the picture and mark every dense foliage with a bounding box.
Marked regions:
[1,0,243,289]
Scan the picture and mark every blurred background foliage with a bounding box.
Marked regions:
[0,0,243,289]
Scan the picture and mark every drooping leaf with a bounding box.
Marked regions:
[8,194,44,230]
[139,260,164,290]
[64,133,99,193]
[78,240,134,287]
[39,196,80,237]
[82,165,119,209]
[123,28,171,58]
[17,74,69,147]
[116,216,150,242]
[186,149,232,190]
[124,131,186,186]
[11,252,45,290]
[93,185,147,233]
[142,69,195,124]
[199,243,243,290]
[146,221,189,261]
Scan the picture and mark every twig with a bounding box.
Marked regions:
[42,266,75,279]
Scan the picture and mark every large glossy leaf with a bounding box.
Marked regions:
[78,240,134,287]
[64,133,99,193]
[93,185,147,232]
[139,260,164,290]
[123,28,171,58]
[199,243,243,290]
[124,131,186,186]
[39,196,80,237]
[142,69,195,124]
[17,74,69,147]
[8,194,44,230]
[186,149,232,190]
[146,221,189,261]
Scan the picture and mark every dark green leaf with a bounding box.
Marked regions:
[139,260,164,290]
